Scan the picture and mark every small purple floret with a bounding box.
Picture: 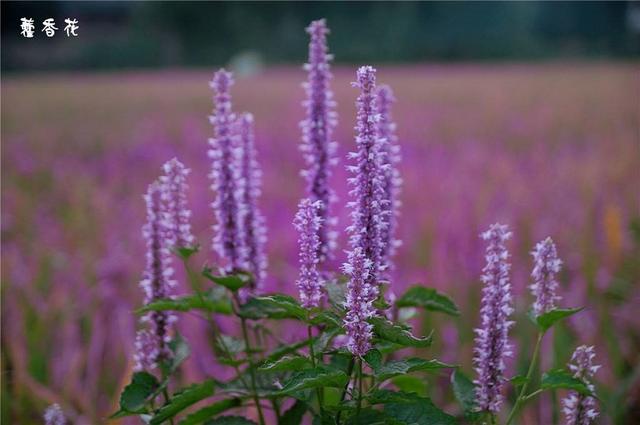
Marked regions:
[343,247,376,357]
[160,158,195,249]
[563,345,600,425]
[294,198,324,308]
[44,403,66,425]
[530,237,562,316]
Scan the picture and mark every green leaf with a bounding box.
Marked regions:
[265,339,314,363]
[533,307,584,333]
[278,400,308,425]
[374,358,456,382]
[165,333,191,374]
[138,288,233,315]
[363,349,383,370]
[202,268,251,292]
[451,370,481,419]
[344,408,389,425]
[206,417,258,425]
[259,355,312,372]
[173,245,200,260]
[309,311,343,328]
[395,286,460,316]
[369,317,432,348]
[510,374,529,386]
[239,295,307,321]
[179,398,241,425]
[117,371,160,414]
[150,380,215,425]
[369,390,457,424]
[216,335,246,356]
[277,367,349,396]
[541,369,594,396]
[390,375,428,397]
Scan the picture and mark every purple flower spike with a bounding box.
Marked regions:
[473,223,514,413]
[300,19,338,263]
[530,237,562,316]
[563,345,600,424]
[209,69,245,271]
[376,84,402,274]
[139,182,176,367]
[343,247,376,357]
[133,329,160,371]
[44,403,66,425]
[238,113,267,296]
[294,198,324,308]
[160,158,195,249]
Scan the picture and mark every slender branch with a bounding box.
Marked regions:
[308,325,325,416]
[506,332,543,425]
[356,359,364,417]
[336,356,356,425]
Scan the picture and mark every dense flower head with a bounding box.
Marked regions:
[473,223,514,413]
[343,247,377,356]
[563,345,600,425]
[133,329,161,371]
[209,69,246,271]
[139,182,176,367]
[530,237,562,316]
[300,18,338,264]
[237,113,268,297]
[294,198,324,308]
[159,157,195,249]
[376,84,402,274]
[44,403,66,425]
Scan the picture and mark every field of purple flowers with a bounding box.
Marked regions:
[2,59,639,424]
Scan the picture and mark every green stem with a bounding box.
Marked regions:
[356,359,363,417]
[506,332,543,425]
[336,356,356,425]
[308,325,324,416]
[237,298,266,425]
[162,388,175,425]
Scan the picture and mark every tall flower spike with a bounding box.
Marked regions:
[343,66,386,356]
[294,198,324,308]
[343,247,376,356]
[139,182,176,368]
[376,84,402,274]
[300,18,338,264]
[563,345,600,424]
[209,69,246,271]
[44,403,66,425]
[133,329,160,371]
[530,237,562,316]
[473,223,514,413]
[160,158,195,249]
[237,113,267,296]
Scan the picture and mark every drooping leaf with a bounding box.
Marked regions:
[205,417,258,425]
[533,307,584,333]
[137,288,233,315]
[179,398,241,425]
[309,311,343,329]
[116,371,160,415]
[259,355,312,372]
[150,380,215,424]
[363,349,383,370]
[277,367,349,396]
[238,295,306,321]
[395,286,460,316]
[541,369,594,396]
[369,317,432,348]
[202,268,251,292]
[451,369,482,420]
[374,358,456,382]
[278,399,308,425]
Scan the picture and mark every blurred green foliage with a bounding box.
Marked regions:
[2,1,638,72]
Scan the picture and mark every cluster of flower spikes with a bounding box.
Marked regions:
[473,223,514,413]
[294,198,324,308]
[135,182,178,371]
[376,84,402,275]
[300,18,338,264]
[44,403,66,425]
[530,236,562,316]
[209,69,267,294]
[343,65,390,357]
[563,345,600,425]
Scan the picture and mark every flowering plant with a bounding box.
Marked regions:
[99,19,599,425]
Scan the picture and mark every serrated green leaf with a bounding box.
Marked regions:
[309,311,342,328]
[259,355,312,372]
[205,417,257,425]
[278,399,307,425]
[202,268,251,292]
[390,375,428,397]
[150,380,215,424]
[541,369,594,396]
[265,339,314,363]
[239,295,306,321]
[363,349,383,370]
[369,390,457,424]
[179,398,241,425]
[451,369,481,419]
[369,317,432,348]
[277,367,349,396]
[117,371,159,414]
[533,307,584,333]
[395,286,460,316]
[375,358,456,382]
[344,408,389,425]
[138,288,233,315]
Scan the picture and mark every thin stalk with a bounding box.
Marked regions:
[162,388,175,425]
[336,356,356,425]
[506,332,543,425]
[308,325,325,416]
[356,359,364,417]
